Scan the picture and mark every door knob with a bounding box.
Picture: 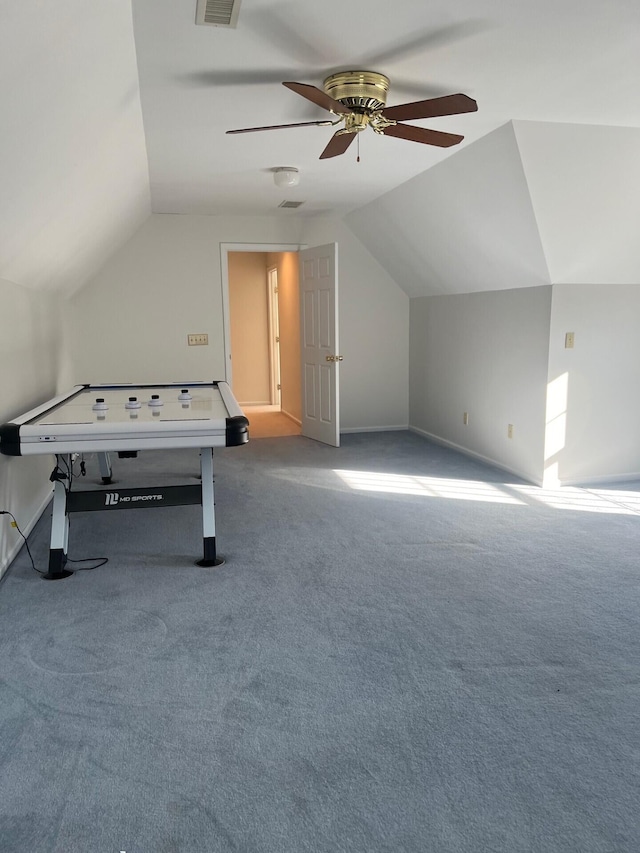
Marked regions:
[325,355,344,362]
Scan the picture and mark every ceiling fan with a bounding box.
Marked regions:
[226,71,477,159]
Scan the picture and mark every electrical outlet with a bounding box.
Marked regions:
[507,424,514,439]
[463,412,469,425]
[187,334,209,346]
[565,332,575,349]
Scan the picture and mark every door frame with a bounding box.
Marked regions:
[267,266,281,406]
[220,242,304,386]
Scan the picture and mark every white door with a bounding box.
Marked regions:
[299,243,340,447]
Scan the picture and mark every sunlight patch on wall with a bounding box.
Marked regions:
[543,371,569,487]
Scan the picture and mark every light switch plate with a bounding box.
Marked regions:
[188,334,209,346]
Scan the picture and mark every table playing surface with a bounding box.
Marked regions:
[36,385,229,426]
[0,382,248,455]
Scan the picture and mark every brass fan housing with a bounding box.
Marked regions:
[323,71,390,112]
[337,112,370,135]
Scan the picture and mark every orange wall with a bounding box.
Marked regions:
[228,252,270,404]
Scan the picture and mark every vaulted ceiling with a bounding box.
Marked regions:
[2,1,639,296]
[132,0,640,216]
[1,3,150,294]
[347,121,640,294]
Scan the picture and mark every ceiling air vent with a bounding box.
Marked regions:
[195,0,242,28]
[278,201,304,209]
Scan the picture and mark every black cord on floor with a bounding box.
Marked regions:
[0,511,41,575]
[66,556,109,571]
[0,511,109,575]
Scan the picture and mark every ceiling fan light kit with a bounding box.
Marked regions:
[227,70,478,160]
[272,167,300,188]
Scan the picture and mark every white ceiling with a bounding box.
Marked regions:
[2,1,639,298]
[131,0,640,217]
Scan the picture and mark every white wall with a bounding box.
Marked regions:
[545,284,640,485]
[410,287,552,484]
[0,280,62,577]
[0,3,151,577]
[64,215,304,386]
[67,213,409,433]
[228,252,270,405]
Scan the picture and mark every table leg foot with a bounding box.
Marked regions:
[196,536,224,568]
[42,548,74,580]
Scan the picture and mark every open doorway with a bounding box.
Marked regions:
[222,241,341,447]
[228,250,301,438]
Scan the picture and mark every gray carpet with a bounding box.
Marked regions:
[0,431,639,852]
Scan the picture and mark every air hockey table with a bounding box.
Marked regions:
[0,382,249,580]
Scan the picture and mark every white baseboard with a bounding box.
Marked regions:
[241,402,274,411]
[340,424,409,434]
[0,489,52,581]
[281,409,302,426]
[408,425,541,486]
[243,405,301,425]
[559,471,640,487]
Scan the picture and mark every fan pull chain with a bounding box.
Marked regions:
[357,132,360,163]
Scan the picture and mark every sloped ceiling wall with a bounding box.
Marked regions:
[345,120,640,296]
[0,2,150,295]
[344,122,551,297]
[513,121,640,284]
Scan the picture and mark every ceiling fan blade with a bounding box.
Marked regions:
[365,20,490,66]
[382,94,477,122]
[283,82,353,115]
[247,8,328,66]
[382,123,464,148]
[319,131,356,160]
[227,120,334,135]
[179,70,301,88]
[387,77,458,99]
